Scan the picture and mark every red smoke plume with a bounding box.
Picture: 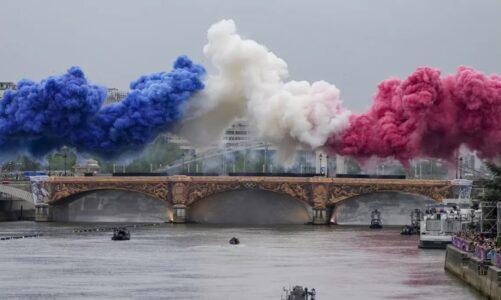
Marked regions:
[327,66,501,165]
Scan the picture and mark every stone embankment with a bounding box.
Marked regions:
[445,245,501,299]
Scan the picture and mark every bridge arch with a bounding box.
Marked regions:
[187,188,313,224]
[51,187,168,205]
[50,189,170,222]
[327,181,450,205]
[45,179,169,205]
[332,191,436,225]
[184,181,312,208]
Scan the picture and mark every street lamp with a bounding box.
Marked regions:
[181,153,185,174]
[263,144,268,173]
[319,153,323,175]
[62,146,68,176]
[325,154,329,177]
[459,157,464,179]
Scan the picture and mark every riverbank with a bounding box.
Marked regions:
[445,245,501,299]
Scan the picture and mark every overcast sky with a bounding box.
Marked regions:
[1,0,500,112]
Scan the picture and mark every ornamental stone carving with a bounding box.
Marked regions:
[312,184,328,208]
[43,177,169,204]
[328,181,451,204]
[172,182,188,204]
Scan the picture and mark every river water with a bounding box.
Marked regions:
[0,222,483,299]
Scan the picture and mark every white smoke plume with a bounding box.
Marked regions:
[179,19,351,161]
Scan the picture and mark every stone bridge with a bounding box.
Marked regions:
[0,183,32,202]
[33,176,454,224]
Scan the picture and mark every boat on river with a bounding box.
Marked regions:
[229,237,240,245]
[369,209,383,229]
[401,209,422,235]
[282,286,316,300]
[112,228,130,241]
[418,179,474,249]
[418,204,475,249]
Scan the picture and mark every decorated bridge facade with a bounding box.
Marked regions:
[33,176,455,224]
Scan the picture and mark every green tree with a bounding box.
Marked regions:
[46,148,77,172]
[17,155,41,171]
[345,157,361,174]
[482,162,501,202]
[125,136,184,172]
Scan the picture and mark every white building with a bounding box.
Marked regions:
[0,82,15,99]
[73,159,100,176]
[104,88,128,105]
[223,119,253,148]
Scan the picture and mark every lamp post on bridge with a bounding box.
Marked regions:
[319,153,323,175]
[263,143,268,173]
[181,153,185,174]
[62,146,68,176]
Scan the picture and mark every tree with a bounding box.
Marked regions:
[482,162,501,202]
[45,149,77,172]
[125,136,184,173]
[17,155,41,171]
[345,157,361,174]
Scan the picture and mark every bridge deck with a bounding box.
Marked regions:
[45,176,451,186]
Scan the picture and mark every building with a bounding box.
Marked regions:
[0,82,15,99]
[104,88,128,105]
[223,119,253,148]
[73,159,100,176]
[163,132,194,151]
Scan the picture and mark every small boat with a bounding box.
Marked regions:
[369,209,383,229]
[401,209,422,235]
[282,285,316,300]
[400,225,413,235]
[229,237,240,245]
[112,228,130,241]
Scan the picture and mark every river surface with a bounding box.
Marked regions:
[0,222,483,299]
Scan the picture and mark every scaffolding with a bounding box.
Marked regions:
[498,202,501,238]
[444,179,473,207]
[479,201,497,237]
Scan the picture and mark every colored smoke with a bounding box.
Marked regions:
[2,19,501,166]
[0,56,205,158]
[178,19,351,161]
[328,66,501,165]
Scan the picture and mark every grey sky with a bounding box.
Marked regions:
[1,0,500,112]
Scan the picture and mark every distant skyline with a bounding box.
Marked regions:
[1,0,500,112]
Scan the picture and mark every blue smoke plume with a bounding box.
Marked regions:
[0,55,205,158]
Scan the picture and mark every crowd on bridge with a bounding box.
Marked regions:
[452,231,501,268]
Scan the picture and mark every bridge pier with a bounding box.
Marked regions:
[35,204,51,222]
[312,208,328,225]
[172,204,187,223]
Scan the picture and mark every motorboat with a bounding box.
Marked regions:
[401,209,422,235]
[112,228,130,241]
[369,209,383,229]
[282,286,316,300]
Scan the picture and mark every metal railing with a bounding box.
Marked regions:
[155,141,269,172]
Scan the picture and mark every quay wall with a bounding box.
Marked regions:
[445,245,501,299]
